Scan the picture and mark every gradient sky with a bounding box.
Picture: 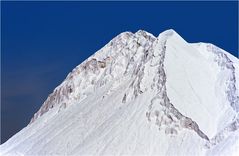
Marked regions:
[1,1,238,143]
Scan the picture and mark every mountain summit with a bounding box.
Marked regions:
[1,29,239,156]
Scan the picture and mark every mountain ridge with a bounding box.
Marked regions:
[1,29,238,156]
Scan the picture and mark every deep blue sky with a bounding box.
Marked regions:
[1,1,238,143]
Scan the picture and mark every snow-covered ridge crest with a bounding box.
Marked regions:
[30,29,180,124]
[30,29,157,123]
[30,30,238,137]
[3,29,238,156]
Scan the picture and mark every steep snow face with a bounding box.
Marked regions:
[1,30,238,156]
[164,34,238,138]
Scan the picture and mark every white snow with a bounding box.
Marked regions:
[164,32,236,138]
[1,29,238,156]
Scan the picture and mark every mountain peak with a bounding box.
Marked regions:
[1,29,238,156]
[159,29,176,37]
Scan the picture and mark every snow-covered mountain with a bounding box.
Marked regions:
[1,29,239,156]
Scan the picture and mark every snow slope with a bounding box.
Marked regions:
[1,29,238,156]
